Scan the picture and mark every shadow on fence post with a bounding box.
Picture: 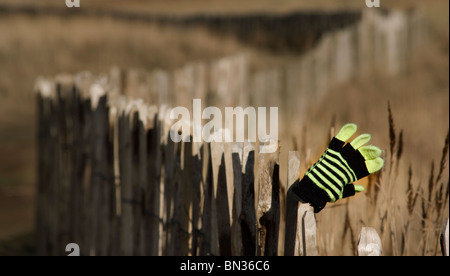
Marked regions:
[231,142,244,255]
[118,108,133,256]
[256,139,280,256]
[190,141,204,256]
[170,136,192,256]
[230,141,257,256]
[284,151,300,256]
[199,142,214,256]
[35,78,57,256]
[91,88,111,256]
[210,130,232,256]
[241,141,257,256]
[143,109,162,256]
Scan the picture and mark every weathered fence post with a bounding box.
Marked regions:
[141,107,162,256]
[190,140,204,256]
[441,218,449,256]
[35,78,55,256]
[89,83,111,256]
[163,128,181,255]
[231,142,244,255]
[357,227,382,256]
[132,103,153,256]
[160,129,171,255]
[118,106,134,256]
[108,96,127,256]
[256,139,280,256]
[199,142,214,256]
[240,141,256,256]
[171,136,193,256]
[77,73,97,256]
[35,82,46,255]
[284,151,300,256]
[295,203,318,256]
[210,130,232,256]
[52,77,71,256]
[72,77,92,256]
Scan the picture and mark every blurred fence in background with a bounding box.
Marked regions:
[92,9,426,132]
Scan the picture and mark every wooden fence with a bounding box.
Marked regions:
[33,76,367,256]
[33,75,449,256]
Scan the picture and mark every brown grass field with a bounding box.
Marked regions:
[0,0,448,255]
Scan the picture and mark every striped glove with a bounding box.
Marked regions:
[289,123,384,213]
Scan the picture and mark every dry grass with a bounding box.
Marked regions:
[290,0,448,255]
[301,27,449,255]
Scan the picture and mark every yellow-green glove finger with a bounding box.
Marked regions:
[354,184,365,193]
[365,157,384,174]
[335,123,357,142]
[358,145,382,160]
[350,133,371,149]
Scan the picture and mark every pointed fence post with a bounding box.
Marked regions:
[284,151,300,256]
[210,130,232,256]
[357,227,382,256]
[240,141,256,256]
[256,139,280,256]
[295,203,318,256]
[190,141,204,256]
[441,218,449,256]
[231,142,244,255]
[118,109,133,256]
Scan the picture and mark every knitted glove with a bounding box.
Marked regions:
[289,123,384,213]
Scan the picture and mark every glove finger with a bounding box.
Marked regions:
[358,145,382,160]
[366,157,384,174]
[354,184,365,193]
[342,184,365,199]
[350,133,371,149]
[342,184,354,198]
[335,123,357,143]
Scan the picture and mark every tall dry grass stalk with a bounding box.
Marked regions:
[382,101,402,255]
[312,106,448,255]
[359,102,449,255]
[421,130,449,255]
[365,103,449,255]
[401,164,418,255]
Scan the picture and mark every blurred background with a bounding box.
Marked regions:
[0,0,448,255]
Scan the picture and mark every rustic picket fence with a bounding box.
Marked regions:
[35,77,449,256]
[34,75,383,256]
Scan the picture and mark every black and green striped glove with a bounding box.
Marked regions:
[289,123,384,213]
